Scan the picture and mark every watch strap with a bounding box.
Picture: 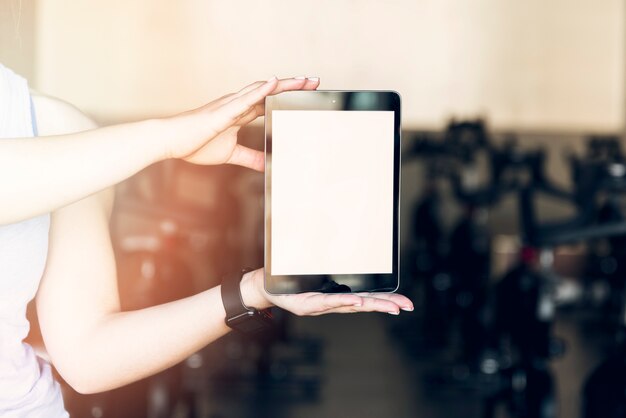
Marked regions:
[221,269,273,335]
[221,269,251,320]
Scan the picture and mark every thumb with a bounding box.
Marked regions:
[227,144,264,172]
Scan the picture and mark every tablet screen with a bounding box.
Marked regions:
[265,90,400,294]
[271,110,394,275]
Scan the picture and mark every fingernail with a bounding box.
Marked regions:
[294,76,306,80]
[267,76,277,82]
[401,306,414,312]
[387,311,400,315]
[307,76,319,81]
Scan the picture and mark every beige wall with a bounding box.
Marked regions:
[0,0,36,81]
[0,0,620,132]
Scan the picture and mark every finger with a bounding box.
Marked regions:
[252,103,265,118]
[314,303,403,316]
[236,77,308,98]
[236,80,265,96]
[213,77,279,129]
[267,77,312,95]
[351,296,403,314]
[234,103,264,126]
[272,76,320,94]
[300,77,321,91]
[355,293,414,311]
[226,144,264,172]
[302,293,364,311]
[307,306,361,316]
[204,93,236,110]
[246,77,317,120]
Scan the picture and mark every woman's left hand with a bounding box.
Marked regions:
[240,268,414,316]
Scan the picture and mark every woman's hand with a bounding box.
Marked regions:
[240,268,414,316]
[168,76,320,170]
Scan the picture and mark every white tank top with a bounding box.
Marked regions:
[0,65,69,417]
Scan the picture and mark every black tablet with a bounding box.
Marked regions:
[264,91,401,294]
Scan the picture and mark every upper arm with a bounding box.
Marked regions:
[31,92,98,134]
[33,94,120,372]
[31,92,114,219]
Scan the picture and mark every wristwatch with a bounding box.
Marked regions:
[221,269,273,335]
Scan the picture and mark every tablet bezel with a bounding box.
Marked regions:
[264,90,401,294]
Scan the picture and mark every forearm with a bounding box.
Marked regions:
[75,286,228,393]
[0,118,179,224]
[60,273,268,394]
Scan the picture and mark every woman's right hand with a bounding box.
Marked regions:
[165,76,320,170]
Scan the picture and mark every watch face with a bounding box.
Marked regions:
[227,310,273,334]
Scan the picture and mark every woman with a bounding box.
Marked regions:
[0,64,413,416]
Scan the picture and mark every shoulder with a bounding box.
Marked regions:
[30,91,98,136]
[31,91,114,213]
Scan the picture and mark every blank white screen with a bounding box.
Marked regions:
[271,110,395,275]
